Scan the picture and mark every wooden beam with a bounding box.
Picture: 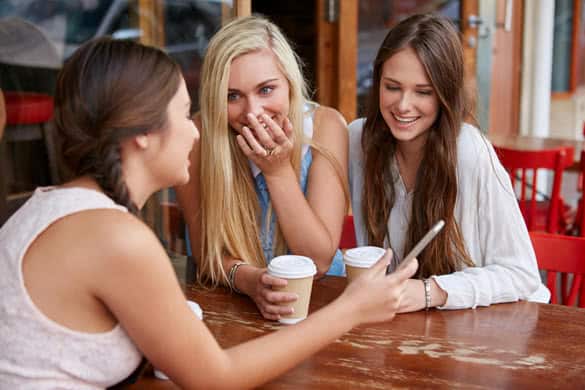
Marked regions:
[315,0,337,107]
[138,0,165,47]
[337,0,357,122]
[234,0,251,17]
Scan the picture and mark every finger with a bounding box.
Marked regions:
[262,303,294,316]
[368,249,393,276]
[241,126,269,157]
[260,273,288,287]
[264,290,298,304]
[236,134,253,157]
[391,258,419,282]
[260,310,281,321]
[261,113,288,144]
[251,114,278,149]
[283,117,294,139]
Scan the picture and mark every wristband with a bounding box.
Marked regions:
[423,278,432,310]
[228,262,246,294]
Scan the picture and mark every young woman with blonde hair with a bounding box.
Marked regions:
[349,14,549,312]
[0,37,418,389]
[177,16,349,320]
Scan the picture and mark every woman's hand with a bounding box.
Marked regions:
[340,250,418,326]
[249,269,299,321]
[397,277,448,313]
[236,112,294,177]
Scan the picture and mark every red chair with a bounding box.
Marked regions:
[529,232,585,307]
[495,147,567,233]
[573,150,585,236]
[340,215,357,249]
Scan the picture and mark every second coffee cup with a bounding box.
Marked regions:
[267,255,317,324]
[343,246,386,282]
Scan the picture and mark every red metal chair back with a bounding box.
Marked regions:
[495,147,566,233]
[340,215,357,249]
[530,232,585,307]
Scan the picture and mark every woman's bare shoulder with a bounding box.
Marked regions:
[313,105,348,142]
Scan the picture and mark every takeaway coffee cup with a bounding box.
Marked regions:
[267,255,317,324]
[343,246,386,282]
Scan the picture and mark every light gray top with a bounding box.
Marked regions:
[0,187,142,389]
[348,118,550,309]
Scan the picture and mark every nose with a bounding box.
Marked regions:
[245,95,264,117]
[191,121,200,141]
[397,91,412,113]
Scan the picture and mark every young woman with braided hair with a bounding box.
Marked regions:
[0,37,417,389]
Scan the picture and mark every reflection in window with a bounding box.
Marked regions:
[552,0,573,92]
[357,0,461,116]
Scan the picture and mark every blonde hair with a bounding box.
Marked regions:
[199,16,317,287]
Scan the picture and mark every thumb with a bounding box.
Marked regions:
[391,258,419,282]
[369,249,393,275]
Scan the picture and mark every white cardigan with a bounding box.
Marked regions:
[348,118,550,309]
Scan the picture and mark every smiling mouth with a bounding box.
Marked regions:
[392,113,419,124]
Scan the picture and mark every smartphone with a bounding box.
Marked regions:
[386,220,445,275]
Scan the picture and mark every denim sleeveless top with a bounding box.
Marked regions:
[251,104,344,276]
[187,104,345,276]
[254,149,345,276]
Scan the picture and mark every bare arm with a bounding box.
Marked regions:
[96,221,417,389]
[272,106,348,273]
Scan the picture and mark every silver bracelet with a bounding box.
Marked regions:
[423,278,432,310]
[227,262,246,294]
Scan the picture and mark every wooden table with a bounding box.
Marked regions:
[131,277,585,389]
[489,133,583,169]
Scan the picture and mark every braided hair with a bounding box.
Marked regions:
[53,37,181,213]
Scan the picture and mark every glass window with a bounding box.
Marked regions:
[0,1,230,272]
[357,0,461,116]
[552,0,574,92]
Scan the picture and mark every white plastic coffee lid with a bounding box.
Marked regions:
[343,246,386,268]
[267,255,317,279]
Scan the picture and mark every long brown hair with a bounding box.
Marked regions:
[361,13,474,278]
[53,37,181,213]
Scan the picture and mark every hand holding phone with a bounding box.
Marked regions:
[386,220,445,275]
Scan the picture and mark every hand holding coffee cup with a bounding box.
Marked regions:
[343,246,386,282]
[267,255,317,324]
[251,271,300,321]
[341,249,418,326]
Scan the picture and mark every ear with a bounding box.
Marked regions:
[134,133,149,149]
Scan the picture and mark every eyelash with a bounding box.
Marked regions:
[260,86,274,95]
[384,85,432,95]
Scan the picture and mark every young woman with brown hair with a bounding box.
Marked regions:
[349,14,549,312]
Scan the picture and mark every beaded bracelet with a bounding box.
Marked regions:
[423,278,432,310]
[228,262,246,294]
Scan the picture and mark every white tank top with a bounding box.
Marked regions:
[0,187,142,389]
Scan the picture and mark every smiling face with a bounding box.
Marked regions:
[226,48,290,132]
[379,47,439,149]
